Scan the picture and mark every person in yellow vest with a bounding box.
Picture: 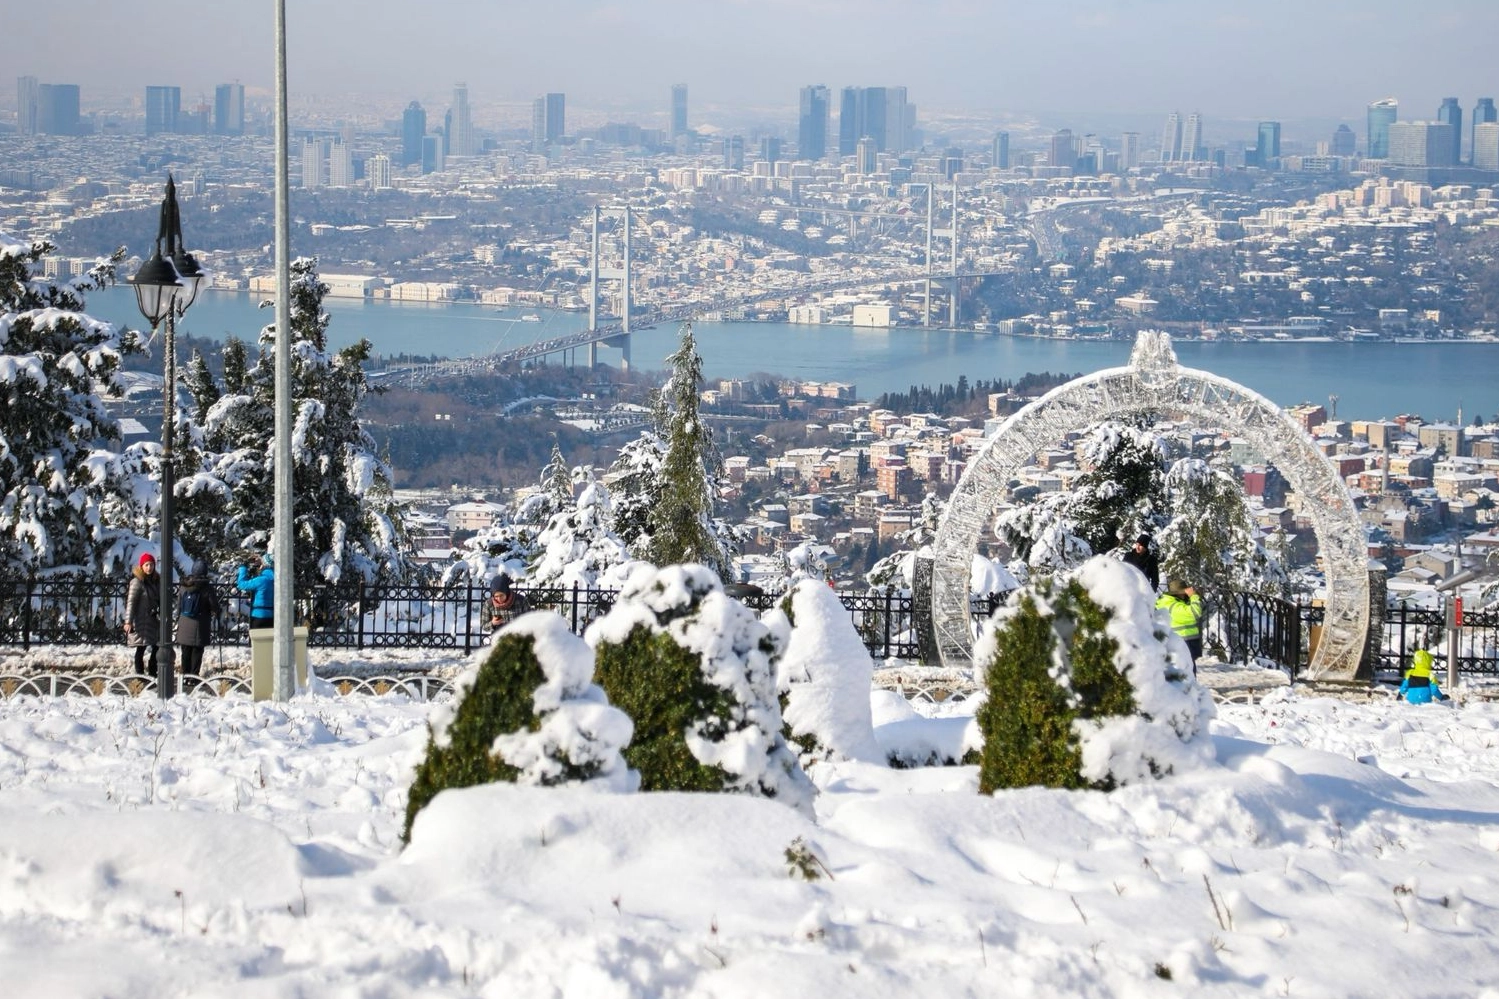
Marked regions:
[1156,578,1203,673]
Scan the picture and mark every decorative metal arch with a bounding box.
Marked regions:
[929,330,1368,680]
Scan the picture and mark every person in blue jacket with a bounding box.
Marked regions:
[1398,649,1449,703]
[237,552,275,629]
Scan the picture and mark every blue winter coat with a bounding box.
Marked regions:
[236,565,275,616]
[1398,674,1446,704]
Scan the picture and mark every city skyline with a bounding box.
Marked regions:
[5,0,1499,123]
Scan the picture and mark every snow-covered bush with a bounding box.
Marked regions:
[402,612,635,843]
[973,556,1214,794]
[528,470,631,588]
[777,579,883,765]
[586,564,813,813]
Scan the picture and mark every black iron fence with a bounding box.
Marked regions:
[5,573,1492,677]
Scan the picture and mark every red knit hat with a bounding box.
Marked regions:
[139,553,156,567]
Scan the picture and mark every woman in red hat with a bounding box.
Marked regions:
[124,553,162,676]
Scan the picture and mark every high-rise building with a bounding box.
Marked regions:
[449,83,474,157]
[328,139,353,187]
[531,92,565,152]
[214,83,244,136]
[367,153,393,189]
[301,137,325,188]
[17,76,38,135]
[1332,123,1356,157]
[37,84,80,135]
[1049,129,1076,171]
[885,86,909,153]
[1474,122,1499,170]
[1181,113,1204,161]
[670,83,688,141]
[145,85,181,135]
[401,101,425,167]
[798,85,830,160]
[1367,98,1398,158]
[723,135,745,170]
[838,86,891,155]
[759,136,781,164]
[855,136,878,174]
[1119,131,1140,170]
[1388,121,1456,167]
[992,131,1010,169]
[421,134,442,174]
[1256,121,1281,166]
[1437,98,1462,166]
[1473,99,1497,165]
[1161,111,1183,162]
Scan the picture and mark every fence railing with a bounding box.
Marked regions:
[7,573,1492,678]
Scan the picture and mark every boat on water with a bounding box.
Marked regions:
[520,313,542,322]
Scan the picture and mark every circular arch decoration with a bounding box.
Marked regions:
[929,330,1368,681]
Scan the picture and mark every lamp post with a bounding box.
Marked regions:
[129,175,203,699]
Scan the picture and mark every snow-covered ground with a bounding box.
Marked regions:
[4,674,1499,997]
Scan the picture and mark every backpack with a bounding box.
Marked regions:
[181,587,205,620]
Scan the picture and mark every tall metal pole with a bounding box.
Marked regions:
[157,310,178,698]
[949,182,959,329]
[588,206,599,368]
[621,206,632,371]
[924,185,933,328]
[272,0,296,698]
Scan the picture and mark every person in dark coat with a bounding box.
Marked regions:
[175,559,220,677]
[124,552,161,676]
[1121,533,1160,592]
[487,573,529,633]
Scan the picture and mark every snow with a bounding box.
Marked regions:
[779,579,884,764]
[6,660,1499,995]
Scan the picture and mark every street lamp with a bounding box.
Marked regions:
[128,175,203,699]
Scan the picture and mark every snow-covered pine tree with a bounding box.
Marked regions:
[0,237,148,574]
[974,556,1214,793]
[644,322,732,575]
[402,612,636,843]
[1158,457,1287,616]
[1066,420,1167,556]
[189,259,417,588]
[586,564,813,812]
[528,468,632,588]
[607,426,665,558]
[777,578,883,765]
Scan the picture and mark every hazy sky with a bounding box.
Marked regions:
[9,0,1499,124]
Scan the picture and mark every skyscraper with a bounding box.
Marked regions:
[838,87,891,155]
[145,85,181,135]
[1049,129,1077,171]
[723,135,744,171]
[1256,121,1281,166]
[532,93,565,152]
[855,136,878,174]
[214,83,244,136]
[798,85,829,161]
[37,84,80,135]
[1473,99,1497,165]
[449,83,474,157]
[1437,98,1462,166]
[1119,131,1140,170]
[1367,98,1398,158]
[421,134,442,174]
[1161,111,1183,162]
[1181,113,1204,162]
[17,76,38,135]
[328,139,353,187]
[1387,121,1455,167]
[1474,122,1499,170]
[670,84,688,141]
[401,101,425,167]
[759,136,781,164]
[992,131,1010,169]
[301,137,325,188]
[1331,124,1356,157]
[367,153,393,189]
[885,86,909,153]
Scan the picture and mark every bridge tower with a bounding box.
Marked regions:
[923,183,960,328]
[588,205,633,370]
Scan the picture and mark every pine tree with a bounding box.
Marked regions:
[1067,420,1167,555]
[608,428,665,557]
[186,258,418,588]
[645,323,731,574]
[0,238,145,573]
[1159,457,1286,614]
[529,469,631,588]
